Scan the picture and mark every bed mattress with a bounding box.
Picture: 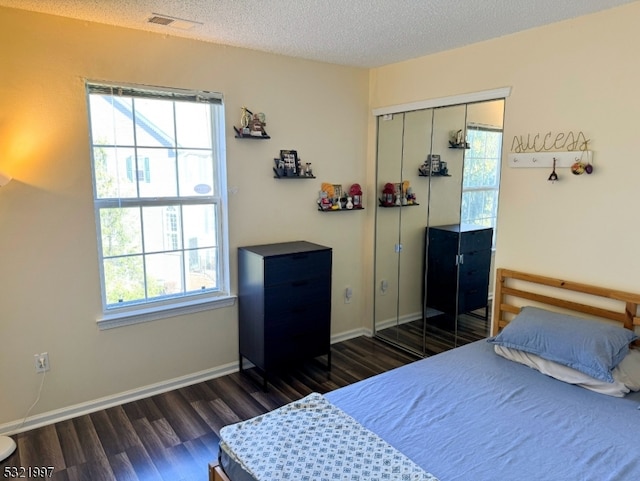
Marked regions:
[220,340,640,480]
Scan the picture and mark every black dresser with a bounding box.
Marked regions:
[238,241,332,389]
[425,224,493,317]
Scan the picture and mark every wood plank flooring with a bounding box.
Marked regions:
[1,336,418,481]
[377,308,490,356]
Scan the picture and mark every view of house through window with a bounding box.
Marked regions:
[461,126,502,245]
[87,83,228,310]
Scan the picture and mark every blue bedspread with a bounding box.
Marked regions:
[326,340,640,481]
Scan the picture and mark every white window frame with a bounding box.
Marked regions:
[86,82,233,330]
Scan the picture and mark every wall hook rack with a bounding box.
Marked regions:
[508,151,593,168]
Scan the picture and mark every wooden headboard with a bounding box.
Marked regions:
[491,268,640,339]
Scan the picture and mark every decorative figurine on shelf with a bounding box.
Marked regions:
[318,191,332,210]
[401,180,410,205]
[381,183,395,206]
[235,108,268,138]
[249,113,266,137]
[346,196,354,209]
[349,183,363,208]
[321,183,335,198]
[306,163,313,177]
[419,160,430,176]
[394,188,402,206]
[240,106,252,135]
[449,129,469,149]
[406,187,416,205]
[319,183,338,209]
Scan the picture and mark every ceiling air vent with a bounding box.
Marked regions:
[148,15,174,26]
[147,13,202,30]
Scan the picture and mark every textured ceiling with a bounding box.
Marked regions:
[0,0,636,67]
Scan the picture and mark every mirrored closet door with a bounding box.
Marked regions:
[373,98,505,356]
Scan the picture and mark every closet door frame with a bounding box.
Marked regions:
[372,87,511,357]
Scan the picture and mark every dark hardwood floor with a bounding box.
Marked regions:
[1,336,419,481]
[377,307,491,356]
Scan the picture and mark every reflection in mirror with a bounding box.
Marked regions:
[424,104,466,353]
[374,97,505,358]
[425,100,504,352]
[374,113,403,345]
[463,100,504,248]
[397,109,432,354]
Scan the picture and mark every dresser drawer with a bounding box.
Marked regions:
[264,250,331,286]
[458,250,491,288]
[459,228,493,253]
[265,300,330,331]
[264,277,330,314]
[265,327,330,367]
[459,285,489,313]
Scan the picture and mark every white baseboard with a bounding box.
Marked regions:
[330,327,369,343]
[0,329,371,436]
[374,308,443,332]
[0,360,241,436]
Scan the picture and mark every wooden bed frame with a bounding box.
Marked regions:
[492,268,640,340]
[209,267,640,481]
[209,462,230,481]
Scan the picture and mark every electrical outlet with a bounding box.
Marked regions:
[34,352,49,373]
[344,286,353,304]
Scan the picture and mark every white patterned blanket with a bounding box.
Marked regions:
[219,392,439,481]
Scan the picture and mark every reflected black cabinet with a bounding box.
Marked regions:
[238,241,332,389]
[426,224,492,316]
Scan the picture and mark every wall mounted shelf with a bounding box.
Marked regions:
[274,174,316,179]
[419,173,451,177]
[234,126,270,139]
[378,202,420,208]
[318,205,364,212]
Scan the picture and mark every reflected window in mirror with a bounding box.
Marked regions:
[462,125,503,247]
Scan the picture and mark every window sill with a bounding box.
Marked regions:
[97,295,237,330]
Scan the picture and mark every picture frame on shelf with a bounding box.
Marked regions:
[280,150,299,175]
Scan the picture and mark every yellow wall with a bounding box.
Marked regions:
[367,2,640,301]
[0,7,368,428]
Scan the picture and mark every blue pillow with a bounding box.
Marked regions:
[488,306,638,382]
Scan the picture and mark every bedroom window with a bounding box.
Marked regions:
[461,126,503,246]
[87,82,231,328]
